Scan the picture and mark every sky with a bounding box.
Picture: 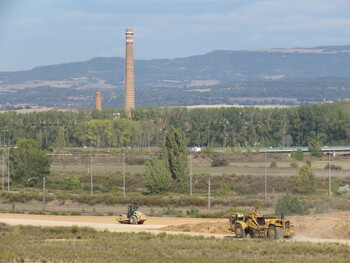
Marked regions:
[0,0,350,71]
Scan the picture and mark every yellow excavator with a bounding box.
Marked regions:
[229,206,295,239]
[116,205,147,224]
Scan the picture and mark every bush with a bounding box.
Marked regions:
[270,161,277,168]
[127,158,147,165]
[216,183,230,196]
[186,207,199,216]
[305,160,312,167]
[63,177,81,191]
[275,193,309,215]
[308,139,323,157]
[211,157,228,167]
[291,149,304,161]
[324,163,342,170]
[294,164,315,194]
[338,184,350,195]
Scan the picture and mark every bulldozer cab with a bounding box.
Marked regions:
[127,205,139,218]
[231,213,244,224]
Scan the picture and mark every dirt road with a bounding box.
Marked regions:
[1,212,350,244]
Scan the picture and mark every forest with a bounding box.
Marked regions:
[0,101,349,149]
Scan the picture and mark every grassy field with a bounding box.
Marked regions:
[0,223,349,263]
[1,152,350,217]
[51,159,350,177]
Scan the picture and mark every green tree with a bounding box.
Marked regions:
[55,126,66,149]
[275,193,309,215]
[143,158,172,194]
[9,139,52,186]
[162,125,189,189]
[291,149,304,161]
[294,164,316,194]
[308,139,323,157]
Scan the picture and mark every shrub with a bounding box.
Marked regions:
[324,163,342,170]
[63,177,81,191]
[308,139,323,157]
[305,160,312,167]
[211,157,228,167]
[186,207,199,216]
[294,164,315,194]
[338,184,350,195]
[275,193,309,215]
[291,149,304,161]
[270,161,277,168]
[216,183,230,196]
[127,158,146,165]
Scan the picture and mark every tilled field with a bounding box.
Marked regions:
[1,212,350,243]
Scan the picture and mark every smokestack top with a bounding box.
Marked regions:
[126,28,134,34]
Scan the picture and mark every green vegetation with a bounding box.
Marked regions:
[270,161,277,168]
[1,224,350,263]
[1,101,350,149]
[9,139,52,186]
[211,156,229,167]
[275,193,309,215]
[144,158,172,194]
[291,149,304,161]
[63,177,81,191]
[308,139,323,157]
[162,126,188,190]
[294,164,316,194]
[55,126,66,149]
[324,163,342,170]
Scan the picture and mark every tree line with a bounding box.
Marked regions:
[0,101,350,149]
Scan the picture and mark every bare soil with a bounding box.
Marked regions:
[1,211,350,243]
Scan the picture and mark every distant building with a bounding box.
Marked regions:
[95,92,102,111]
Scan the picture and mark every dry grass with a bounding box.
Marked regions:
[0,223,349,262]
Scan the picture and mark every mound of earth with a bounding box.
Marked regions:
[292,212,350,240]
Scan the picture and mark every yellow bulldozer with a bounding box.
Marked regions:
[229,206,295,239]
[116,205,147,224]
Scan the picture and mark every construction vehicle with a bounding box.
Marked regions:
[229,206,295,239]
[116,205,147,224]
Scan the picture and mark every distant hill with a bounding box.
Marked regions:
[1,45,350,109]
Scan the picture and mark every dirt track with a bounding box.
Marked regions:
[1,212,350,244]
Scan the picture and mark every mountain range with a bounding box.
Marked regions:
[1,45,350,109]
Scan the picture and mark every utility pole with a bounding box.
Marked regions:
[190,152,193,195]
[208,178,211,213]
[328,151,332,197]
[2,130,6,191]
[7,143,10,192]
[90,144,93,195]
[43,177,46,211]
[264,152,267,201]
[123,148,126,197]
[2,151,4,191]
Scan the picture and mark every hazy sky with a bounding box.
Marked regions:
[0,0,349,71]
